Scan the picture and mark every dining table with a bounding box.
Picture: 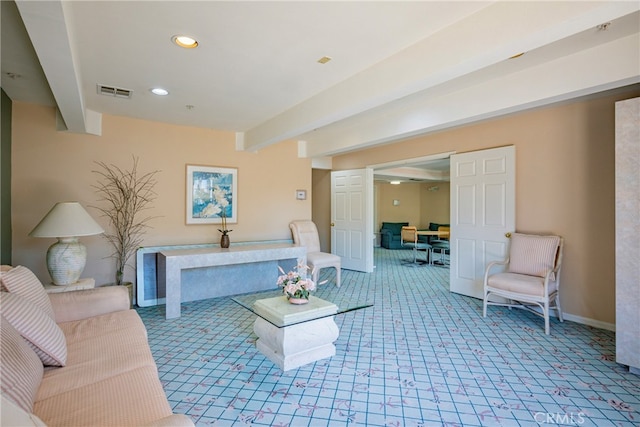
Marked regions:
[416,229,450,239]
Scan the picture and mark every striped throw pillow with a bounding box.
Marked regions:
[0,292,67,366]
[508,233,560,279]
[0,266,54,319]
[0,316,44,413]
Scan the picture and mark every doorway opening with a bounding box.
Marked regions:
[370,152,453,248]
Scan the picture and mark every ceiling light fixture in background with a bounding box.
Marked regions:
[150,88,169,96]
[317,56,332,64]
[172,34,198,49]
[390,180,401,185]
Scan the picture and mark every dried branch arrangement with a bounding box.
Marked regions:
[92,157,160,286]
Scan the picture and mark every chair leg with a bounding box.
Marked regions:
[482,295,488,317]
[483,290,490,317]
[544,300,550,335]
[555,295,563,322]
[335,267,341,288]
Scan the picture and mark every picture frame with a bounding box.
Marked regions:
[186,165,237,225]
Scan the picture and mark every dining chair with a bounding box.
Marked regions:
[482,232,564,335]
[289,220,341,287]
[431,226,450,266]
[400,226,432,266]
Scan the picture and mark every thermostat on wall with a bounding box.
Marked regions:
[296,190,307,200]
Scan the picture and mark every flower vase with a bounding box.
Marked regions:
[288,297,309,305]
[220,234,230,248]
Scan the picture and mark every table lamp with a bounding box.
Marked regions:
[29,202,104,285]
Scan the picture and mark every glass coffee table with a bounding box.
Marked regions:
[232,289,372,371]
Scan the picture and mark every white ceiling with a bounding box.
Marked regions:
[2,1,639,165]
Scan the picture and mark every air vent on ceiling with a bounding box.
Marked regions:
[97,84,132,99]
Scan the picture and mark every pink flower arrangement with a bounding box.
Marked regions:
[277,262,317,300]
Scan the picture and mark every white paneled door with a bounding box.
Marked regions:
[331,169,374,273]
[450,146,515,299]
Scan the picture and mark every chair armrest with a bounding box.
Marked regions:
[49,286,130,323]
[140,414,195,427]
[483,258,509,283]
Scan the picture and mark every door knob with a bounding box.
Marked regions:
[331,222,335,227]
[505,232,512,238]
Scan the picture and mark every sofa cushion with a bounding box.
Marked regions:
[36,310,156,400]
[0,265,54,319]
[428,222,450,231]
[0,292,67,366]
[380,222,408,235]
[34,366,174,427]
[508,233,560,279]
[1,395,47,427]
[0,316,44,413]
[34,310,174,426]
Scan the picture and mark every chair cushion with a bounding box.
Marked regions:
[0,316,44,413]
[431,241,449,250]
[488,272,557,297]
[0,292,67,366]
[404,242,431,250]
[307,252,340,269]
[508,233,560,279]
[1,265,54,319]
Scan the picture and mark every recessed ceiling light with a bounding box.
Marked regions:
[390,180,401,185]
[150,88,169,96]
[172,35,198,49]
[317,56,332,64]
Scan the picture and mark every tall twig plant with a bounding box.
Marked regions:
[92,157,159,286]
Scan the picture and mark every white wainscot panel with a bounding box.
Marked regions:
[457,185,476,225]
[483,156,506,174]
[484,183,506,227]
[456,238,476,280]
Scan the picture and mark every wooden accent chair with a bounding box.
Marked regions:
[483,233,564,335]
[289,220,341,287]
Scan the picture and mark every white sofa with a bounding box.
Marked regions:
[0,265,194,427]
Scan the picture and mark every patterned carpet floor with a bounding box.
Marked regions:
[136,248,639,426]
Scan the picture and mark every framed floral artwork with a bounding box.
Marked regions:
[186,165,237,225]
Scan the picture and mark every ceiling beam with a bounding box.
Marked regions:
[16,0,100,135]
[240,1,638,153]
[301,34,640,157]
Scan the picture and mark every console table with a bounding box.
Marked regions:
[158,243,306,319]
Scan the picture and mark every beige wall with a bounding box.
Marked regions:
[376,182,421,227]
[330,86,640,327]
[11,102,311,286]
[420,182,450,227]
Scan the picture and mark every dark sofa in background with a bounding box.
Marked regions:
[380,222,409,249]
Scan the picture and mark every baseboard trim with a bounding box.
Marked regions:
[559,311,616,332]
[524,306,616,332]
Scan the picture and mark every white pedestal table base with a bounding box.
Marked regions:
[253,316,339,371]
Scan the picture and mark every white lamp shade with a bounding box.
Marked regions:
[29,202,104,238]
[29,202,103,285]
